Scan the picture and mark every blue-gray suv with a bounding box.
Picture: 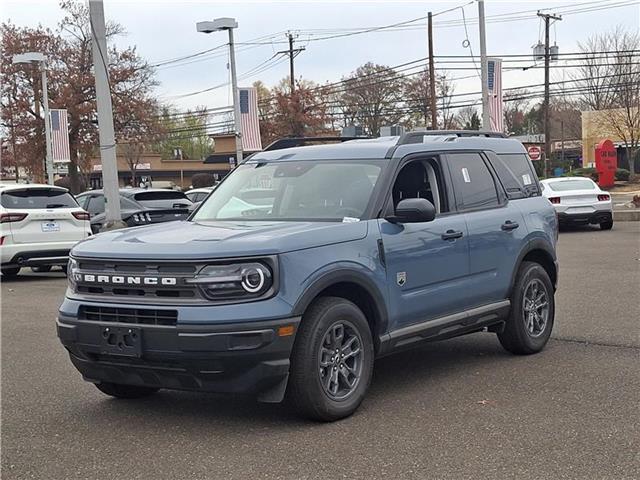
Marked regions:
[58,131,558,421]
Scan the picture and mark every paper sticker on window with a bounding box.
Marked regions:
[522,174,532,185]
[461,167,471,183]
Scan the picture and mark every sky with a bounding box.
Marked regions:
[2,0,639,117]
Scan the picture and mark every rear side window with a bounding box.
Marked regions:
[492,154,540,198]
[0,188,78,209]
[448,153,500,210]
[133,191,190,209]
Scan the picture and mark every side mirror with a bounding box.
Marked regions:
[390,198,436,223]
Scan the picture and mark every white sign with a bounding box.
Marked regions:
[134,163,151,170]
[92,164,102,172]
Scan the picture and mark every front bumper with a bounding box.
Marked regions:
[57,313,300,402]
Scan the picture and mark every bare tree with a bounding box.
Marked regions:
[438,74,457,129]
[575,28,640,175]
[503,89,531,135]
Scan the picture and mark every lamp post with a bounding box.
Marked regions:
[196,17,243,166]
[12,52,53,184]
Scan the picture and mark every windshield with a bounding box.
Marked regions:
[547,179,596,191]
[193,160,384,222]
[1,188,78,209]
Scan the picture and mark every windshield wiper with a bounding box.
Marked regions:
[46,203,67,208]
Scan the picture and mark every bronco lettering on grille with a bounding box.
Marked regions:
[77,274,177,286]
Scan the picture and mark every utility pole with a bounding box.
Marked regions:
[279,32,305,94]
[478,0,490,130]
[40,61,53,185]
[89,0,123,228]
[538,11,562,178]
[427,12,437,130]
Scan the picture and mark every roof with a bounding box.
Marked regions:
[76,188,182,197]
[249,133,527,163]
[0,183,68,192]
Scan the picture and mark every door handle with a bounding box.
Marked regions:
[441,229,464,240]
[501,220,520,231]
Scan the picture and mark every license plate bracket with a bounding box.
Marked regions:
[99,326,142,357]
[41,221,60,232]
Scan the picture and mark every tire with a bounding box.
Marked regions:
[1,267,20,278]
[31,265,52,273]
[288,296,374,422]
[600,220,613,230]
[498,261,555,355]
[95,382,159,399]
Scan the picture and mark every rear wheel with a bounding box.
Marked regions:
[1,267,20,278]
[600,220,613,230]
[95,382,159,399]
[498,261,554,355]
[31,265,52,273]
[288,296,374,422]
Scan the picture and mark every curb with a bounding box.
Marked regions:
[613,210,640,222]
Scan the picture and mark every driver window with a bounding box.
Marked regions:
[392,159,447,214]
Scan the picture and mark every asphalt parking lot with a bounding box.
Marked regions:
[1,223,639,480]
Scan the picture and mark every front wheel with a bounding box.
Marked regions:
[95,382,159,399]
[288,297,374,422]
[498,261,555,355]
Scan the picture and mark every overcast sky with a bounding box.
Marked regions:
[3,0,639,114]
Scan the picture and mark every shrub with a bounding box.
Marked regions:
[615,168,630,181]
[191,173,216,189]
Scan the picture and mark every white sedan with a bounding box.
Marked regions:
[1,183,91,278]
[540,177,613,230]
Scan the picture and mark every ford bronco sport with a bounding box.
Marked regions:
[58,131,558,421]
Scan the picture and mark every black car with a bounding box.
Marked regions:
[75,188,193,233]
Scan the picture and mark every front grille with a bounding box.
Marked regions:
[74,260,201,302]
[79,305,178,326]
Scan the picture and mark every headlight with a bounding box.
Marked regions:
[187,261,274,301]
[67,257,80,291]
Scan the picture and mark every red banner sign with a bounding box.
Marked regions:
[594,139,617,188]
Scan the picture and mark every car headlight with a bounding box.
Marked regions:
[67,257,80,292]
[187,261,274,301]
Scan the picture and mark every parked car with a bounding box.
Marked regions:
[185,187,214,207]
[1,184,91,278]
[75,188,193,233]
[540,177,613,229]
[58,131,558,421]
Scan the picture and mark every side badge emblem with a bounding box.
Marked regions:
[396,271,406,286]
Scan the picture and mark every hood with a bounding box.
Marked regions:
[72,220,368,260]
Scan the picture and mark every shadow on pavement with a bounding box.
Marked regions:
[71,334,512,427]
[1,269,67,284]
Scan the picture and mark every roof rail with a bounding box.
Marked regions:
[262,136,370,152]
[397,130,507,145]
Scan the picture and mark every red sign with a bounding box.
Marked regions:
[594,139,617,188]
[527,145,542,161]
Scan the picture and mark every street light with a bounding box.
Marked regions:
[12,52,54,185]
[196,17,243,166]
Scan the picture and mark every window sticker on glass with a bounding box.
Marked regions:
[342,217,360,223]
[522,174,532,185]
[461,167,471,183]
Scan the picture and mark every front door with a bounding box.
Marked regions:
[378,158,471,330]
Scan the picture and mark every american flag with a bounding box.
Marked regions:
[238,87,262,152]
[50,109,71,163]
[487,58,504,133]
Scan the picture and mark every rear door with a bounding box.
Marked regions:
[0,187,87,244]
[445,152,528,306]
